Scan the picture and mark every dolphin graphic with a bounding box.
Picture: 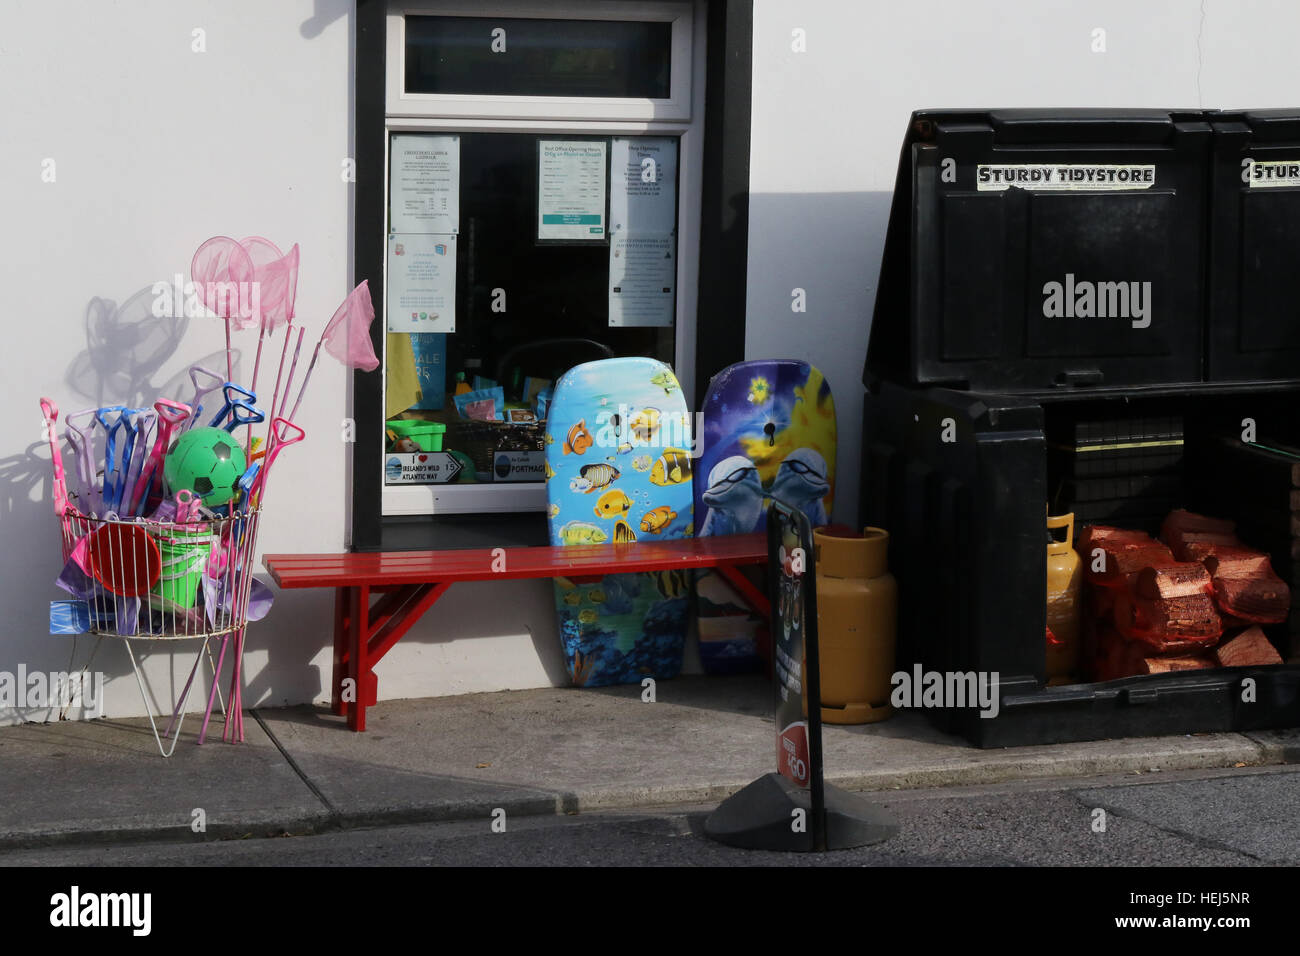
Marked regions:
[769,448,830,526]
[700,455,766,535]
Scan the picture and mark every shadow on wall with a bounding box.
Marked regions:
[744,190,895,529]
[63,287,237,411]
[300,0,351,39]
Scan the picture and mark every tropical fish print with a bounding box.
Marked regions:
[649,568,690,599]
[593,488,633,520]
[563,420,594,456]
[649,370,679,395]
[649,448,692,487]
[547,357,694,687]
[574,462,619,494]
[630,408,661,444]
[640,505,677,534]
[560,521,607,545]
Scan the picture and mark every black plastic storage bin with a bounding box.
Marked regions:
[868,109,1211,394]
[1208,110,1300,382]
[862,109,1300,748]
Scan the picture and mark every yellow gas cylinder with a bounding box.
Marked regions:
[1045,511,1082,684]
[807,526,897,724]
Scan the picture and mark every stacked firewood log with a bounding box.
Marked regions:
[1076,511,1286,680]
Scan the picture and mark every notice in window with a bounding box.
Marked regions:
[390,134,460,235]
[537,140,607,241]
[608,234,675,328]
[610,137,677,237]
[387,233,456,333]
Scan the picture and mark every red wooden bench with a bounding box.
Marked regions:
[264,533,770,731]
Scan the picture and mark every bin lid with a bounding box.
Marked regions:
[865,109,1212,395]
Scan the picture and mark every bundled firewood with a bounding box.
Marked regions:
[1112,588,1222,651]
[1076,511,1291,679]
[1209,573,1290,623]
[1090,623,1214,680]
[1077,525,1222,679]
[1159,511,1291,623]
[1140,655,1215,674]
[1161,509,1241,561]
[1134,562,1213,600]
[1214,625,1284,668]
[1202,547,1273,577]
[1077,525,1176,585]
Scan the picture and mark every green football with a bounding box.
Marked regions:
[163,426,247,507]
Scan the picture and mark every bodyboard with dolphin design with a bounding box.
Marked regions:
[545,357,695,687]
[694,360,836,674]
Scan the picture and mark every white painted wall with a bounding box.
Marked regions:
[746,0,1300,526]
[0,0,557,723]
[5,0,1300,721]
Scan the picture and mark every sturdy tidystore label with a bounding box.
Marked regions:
[1246,159,1300,188]
[976,163,1156,191]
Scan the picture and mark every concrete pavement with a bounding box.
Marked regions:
[0,675,1295,849]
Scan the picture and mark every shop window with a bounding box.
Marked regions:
[383,131,679,496]
[381,1,698,517]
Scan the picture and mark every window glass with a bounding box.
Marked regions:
[384,132,678,487]
[404,16,672,98]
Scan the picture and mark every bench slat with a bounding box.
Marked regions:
[264,533,768,589]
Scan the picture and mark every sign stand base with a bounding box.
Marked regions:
[703,772,898,852]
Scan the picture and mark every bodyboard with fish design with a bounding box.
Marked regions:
[545,357,695,687]
[694,360,836,675]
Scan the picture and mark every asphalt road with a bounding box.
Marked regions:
[3,763,1296,867]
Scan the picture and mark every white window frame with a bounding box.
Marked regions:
[381,0,705,517]
[386,1,694,122]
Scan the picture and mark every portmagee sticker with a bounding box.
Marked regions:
[976,163,1156,191]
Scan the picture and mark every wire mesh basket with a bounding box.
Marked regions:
[59,507,262,641]
[55,506,263,756]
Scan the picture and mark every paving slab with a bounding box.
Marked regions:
[261,675,1280,823]
[1243,727,1300,763]
[0,715,327,848]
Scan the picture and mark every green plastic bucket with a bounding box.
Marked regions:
[409,422,446,452]
[386,419,423,437]
[149,529,212,609]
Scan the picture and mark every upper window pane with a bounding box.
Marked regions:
[404,16,672,98]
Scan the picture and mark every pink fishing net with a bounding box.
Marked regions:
[237,237,299,329]
[322,281,380,372]
[190,237,257,328]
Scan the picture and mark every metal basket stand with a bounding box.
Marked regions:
[60,507,262,757]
